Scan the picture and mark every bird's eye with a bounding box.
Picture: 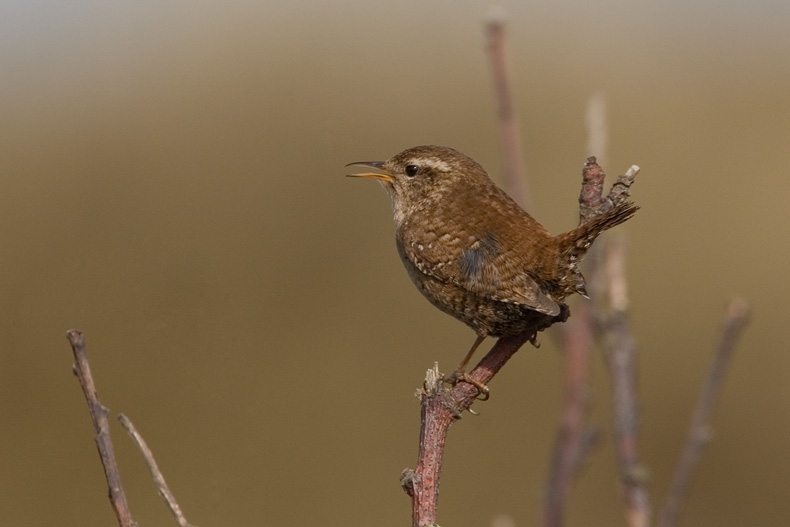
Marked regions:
[405,165,419,177]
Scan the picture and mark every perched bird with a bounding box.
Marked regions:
[348,145,638,393]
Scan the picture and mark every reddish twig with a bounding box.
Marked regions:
[119,414,197,527]
[591,165,651,527]
[67,329,137,527]
[485,10,530,210]
[658,298,750,527]
[542,302,596,527]
[404,330,542,527]
[541,95,612,527]
[597,239,651,527]
[484,21,603,525]
[484,30,605,525]
[542,156,637,527]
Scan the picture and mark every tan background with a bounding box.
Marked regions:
[1,1,788,526]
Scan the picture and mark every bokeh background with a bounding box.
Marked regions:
[1,1,788,526]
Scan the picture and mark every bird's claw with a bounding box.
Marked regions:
[443,370,490,401]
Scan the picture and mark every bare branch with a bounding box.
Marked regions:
[119,414,197,527]
[597,239,651,527]
[485,9,530,210]
[407,328,552,527]
[67,329,137,527]
[585,93,609,167]
[658,298,750,527]
[542,96,620,527]
[578,155,646,527]
[580,158,640,223]
[542,301,596,527]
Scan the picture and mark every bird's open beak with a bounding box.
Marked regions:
[345,161,394,182]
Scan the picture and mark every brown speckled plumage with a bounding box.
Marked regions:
[348,145,638,339]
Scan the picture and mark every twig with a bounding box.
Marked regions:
[67,329,137,527]
[588,162,644,527]
[542,301,596,527]
[119,414,197,527]
[485,9,530,210]
[585,93,609,167]
[542,95,612,527]
[542,154,636,527]
[405,329,549,527]
[658,298,750,527]
[597,239,651,527]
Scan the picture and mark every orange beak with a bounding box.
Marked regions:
[345,161,394,182]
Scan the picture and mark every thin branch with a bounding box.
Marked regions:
[542,152,636,527]
[119,414,197,527]
[542,301,596,527]
[542,96,612,527]
[67,329,137,527]
[406,328,552,527]
[597,239,651,527]
[585,93,609,167]
[485,9,530,210]
[658,298,750,527]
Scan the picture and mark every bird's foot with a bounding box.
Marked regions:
[443,369,490,401]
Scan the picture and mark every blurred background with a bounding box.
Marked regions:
[1,1,788,526]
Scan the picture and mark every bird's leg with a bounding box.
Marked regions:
[444,335,490,400]
[458,334,485,370]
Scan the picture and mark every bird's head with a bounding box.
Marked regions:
[347,145,489,223]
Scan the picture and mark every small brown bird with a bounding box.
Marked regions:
[348,145,637,392]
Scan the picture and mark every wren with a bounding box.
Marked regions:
[348,145,638,392]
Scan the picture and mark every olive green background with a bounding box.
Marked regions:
[2,1,788,526]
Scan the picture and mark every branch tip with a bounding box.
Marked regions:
[67,328,85,347]
[725,297,750,323]
[119,414,195,527]
[484,6,508,28]
[67,330,136,527]
[421,363,444,397]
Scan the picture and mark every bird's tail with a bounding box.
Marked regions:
[556,201,639,297]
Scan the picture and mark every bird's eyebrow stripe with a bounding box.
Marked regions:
[412,158,451,172]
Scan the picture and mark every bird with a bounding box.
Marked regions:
[347,145,638,395]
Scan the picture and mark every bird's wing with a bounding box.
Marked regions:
[397,223,561,316]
